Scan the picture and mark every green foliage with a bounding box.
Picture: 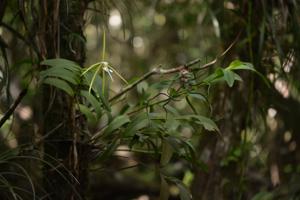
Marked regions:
[40,58,81,96]
[38,56,255,199]
[204,60,256,87]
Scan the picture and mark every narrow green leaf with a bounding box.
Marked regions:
[82,70,111,111]
[103,115,130,136]
[78,104,97,125]
[124,114,149,137]
[193,115,219,132]
[160,140,174,166]
[41,58,81,72]
[97,138,119,161]
[159,176,170,200]
[251,191,274,200]
[80,90,102,117]
[177,115,219,132]
[166,177,192,200]
[176,182,192,200]
[188,93,206,101]
[40,67,80,85]
[43,78,74,96]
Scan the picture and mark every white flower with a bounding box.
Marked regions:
[103,65,114,81]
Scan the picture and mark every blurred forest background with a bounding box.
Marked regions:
[0,0,300,200]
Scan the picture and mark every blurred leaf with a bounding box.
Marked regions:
[151,79,174,90]
[97,138,119,161]
[203,68,224,84]
[137,81,148,94]
[167,177,192,200]
[78,104,97,125]
[80,90,102,117]
[103,115,130,136]
[177,115,219,132]
[251,191,274,200]
[182,170,194,187]
[164,105,180,115]
[233,72,243,82]
[165,116,180,132]
[177,182,192,200]
[160,140,174,166]
[124,113,149,136]
[188,93,206,102]
[159,176,170,200]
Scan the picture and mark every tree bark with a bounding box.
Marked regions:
[38,0,89,199]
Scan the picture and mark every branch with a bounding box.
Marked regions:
[109,58,201,102]
[0,89,27,128]
[109,34,239,102]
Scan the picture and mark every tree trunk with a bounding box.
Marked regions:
[37,0,89,199]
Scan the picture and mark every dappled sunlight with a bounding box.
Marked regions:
[109,9,122,29]
[1,1,300,199]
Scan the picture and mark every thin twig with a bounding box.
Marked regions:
[109,34,239,102]
[109,58,201,102]
[0,89,27,128]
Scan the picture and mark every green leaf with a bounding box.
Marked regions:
[227,60,255,71]
[165,116,180,132]
[82,70,111,111]
[43,78,74,96]
[82,69,103,92]
[137,81,148,94]
[160,140,174,166]
[159,176,170,200]
[164,105,180,115]
[78,104,97,125]
[193,115,219,132]
[251,191,274,200]
[80,90,102,117]
[222,69,235,87]
[41,58,81,72]
[166,178,192,200]
[227,60,271,87]
[177,115,219,132]
[124,113,149,137]
[97,138,119,161]
[233,72,243,82]
[103,115,130,136]
[40,67,80,85]
[188,93,206,102]
[203,68,224,84]
[151,79,173,90]
[176,182,192,200]
[148,112,166,120]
